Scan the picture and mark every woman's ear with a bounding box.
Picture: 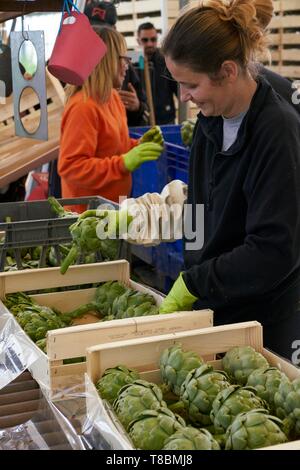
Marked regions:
[220,61,239,83]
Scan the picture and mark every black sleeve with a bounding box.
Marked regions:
[124,64,149,127]
[184,113,300,308]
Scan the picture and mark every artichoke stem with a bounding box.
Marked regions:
[60,245,78,274]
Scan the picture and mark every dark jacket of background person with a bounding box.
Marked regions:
[183,77,300,354]
[261,66,300,115]
[122,63,149,127]
[134,49,178,125]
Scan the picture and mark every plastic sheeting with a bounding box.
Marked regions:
[0,309,42,390]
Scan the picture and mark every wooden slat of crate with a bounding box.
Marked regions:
[86,321,263,383]
[86,321,300,450]
[0,260,130,297]
[274,0,300,12]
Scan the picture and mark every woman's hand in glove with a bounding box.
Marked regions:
[123,142,163,172]
[139,126,164,146]
[159,273,198,313]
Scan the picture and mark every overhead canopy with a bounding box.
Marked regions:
[0,0,62,23]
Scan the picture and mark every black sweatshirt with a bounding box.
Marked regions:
[183,77,300,328]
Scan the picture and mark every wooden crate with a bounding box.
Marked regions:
[0,260,213,396]
[86,321,300,450]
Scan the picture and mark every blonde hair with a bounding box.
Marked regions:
[65,26,127,104]
[162,0,274,78]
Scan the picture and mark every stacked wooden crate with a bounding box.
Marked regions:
[269,0,300,80]
[116,0,179,50]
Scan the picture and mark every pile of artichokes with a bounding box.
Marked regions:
[95,344,299,450]
[4,282,159,353]
[65,281,159,321]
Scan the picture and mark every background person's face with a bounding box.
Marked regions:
[137,28,158,56]
[114,54,129,89]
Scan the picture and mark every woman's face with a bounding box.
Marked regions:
[114,52,129,89]
[165,56,232,117]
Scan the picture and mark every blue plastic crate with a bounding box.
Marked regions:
[129,126,190,193]
[156,242,184,280]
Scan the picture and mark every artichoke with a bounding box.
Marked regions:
[96,365,140,404]
[274,377,300,438]
[111,289,158,320]
[163,426,220,450]
[180,119,196,147]
[128,407,185,450]
[4,292,90,344]
[180,364,231,426]
[222,346,269,385]
[113,380,167,430]
[160,344,204,396]
[225,409,288,450]
[210,385,269,434]
[247,367,289,413]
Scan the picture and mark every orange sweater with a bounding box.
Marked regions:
[58,89,137,208]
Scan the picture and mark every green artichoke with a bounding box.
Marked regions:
[247,367,289,413]
[222,346,269,385]
[160,344,204,396]
[274,377,300,438]
[225,409,288,450]
[180,364,231,426]
[128,407,185,450]
[96,365,140,404]
[163,426,220,450]
[114,380,167,430]
[180,119,196,147]
[210,385,269,434]
[111,289,158,320]
[48,196,78,218]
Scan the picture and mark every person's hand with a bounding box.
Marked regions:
[159,273,198,313]
[123,142,163,172]
[140,126,164,147]
[119,83,140,112]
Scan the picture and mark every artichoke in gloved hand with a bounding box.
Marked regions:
[225,409,288,450]
[180,119,196,147]
[210,385,269,434]
[222,346,269,385]
[180,364,231,426]
[274,377,300,438]
[96,365,140,404]
[114,380,167,430]
[163,426,220,450]
[160,344,204,396]
[247,367,289,413]
[128,407,185,450]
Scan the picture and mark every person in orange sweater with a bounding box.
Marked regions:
[58,26,163,211]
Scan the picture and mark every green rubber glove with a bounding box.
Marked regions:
[139,126,164,146]
[159,273,198,314]
[124,142,163,172]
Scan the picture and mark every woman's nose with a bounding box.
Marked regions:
[180,85,191,103]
